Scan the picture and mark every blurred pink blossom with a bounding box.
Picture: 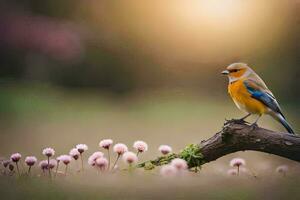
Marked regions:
[42,147,55,157]
[160,165,177,177]
[158,145,172,155]
[69,148,80,160]
[99,139,113,149]
[230,158,246,168]
[95,157,109,171]
[113,143,128,155]
[1,13,84,62]
[170,158,188,171]
[76,144,88,154]
[10,153,21,163]
[123,152,138,165]
[133,141,148,153]
[88,151,104,166]
[25,156,37,166]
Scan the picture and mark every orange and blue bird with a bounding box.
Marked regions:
[222,63,295,134]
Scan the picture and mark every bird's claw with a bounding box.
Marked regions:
[250,122,259,131]
[225,118,250,125]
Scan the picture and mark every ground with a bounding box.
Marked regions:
[0,85,299,200]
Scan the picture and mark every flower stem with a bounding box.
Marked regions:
[47,157,51,178]
[65,165,68,176]
[27,166,31,175]
[76,160,80,173]
[54,161,60,178]
[237,166,240,176]
[80,154,84,172]
[107,149,111,170]
[16,162,20,177]
[111,154,120,171]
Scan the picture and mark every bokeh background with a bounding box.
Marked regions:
[0,0,300,199]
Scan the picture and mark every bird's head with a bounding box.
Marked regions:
[221,63,252,82]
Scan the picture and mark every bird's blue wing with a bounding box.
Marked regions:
[243,80,284,117]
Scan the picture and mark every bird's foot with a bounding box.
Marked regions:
[250,122,259,131]
[225,118,249,125]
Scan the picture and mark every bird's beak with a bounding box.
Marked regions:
[221,70,229,75]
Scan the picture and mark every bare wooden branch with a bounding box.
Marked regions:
[200,121,300,164]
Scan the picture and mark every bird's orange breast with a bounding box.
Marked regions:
[228,79,267,114]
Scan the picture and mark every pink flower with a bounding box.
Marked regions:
[160,165,177,177]
[42,147,55,157]
[25,156,37,166]
[227,168,238,176]
[158,145,172,155]
[76,144,88,154]
[122,152,138,164]
[95,157,109,171]
[170,158,188,170]
[9,164,14,171]
[10,153,22,162]
[133,141,148,153]
[230,158,246,168]
[48,159,57,169]
[39,160,48,170]
[69,148,80,160]
[276,165,288,174]
[88,152,104,166]
[2,160,10,168]
[99,139,113,149]
[113,143,128,155]
[57,155,72,165]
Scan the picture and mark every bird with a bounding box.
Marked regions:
[221,63,295,134]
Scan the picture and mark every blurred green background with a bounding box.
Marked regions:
[0,0,300,199]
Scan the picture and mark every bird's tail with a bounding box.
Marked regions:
[270,112,295,134]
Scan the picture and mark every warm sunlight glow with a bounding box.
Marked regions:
[174,0,244,28]
[82,0,292,64]
[199,0,240,24]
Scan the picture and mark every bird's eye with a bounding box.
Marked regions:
[231,69,239,73]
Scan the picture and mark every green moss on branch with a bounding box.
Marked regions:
[137,144,204,170]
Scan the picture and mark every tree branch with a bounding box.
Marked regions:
[201,121,300,164]
[138,121,300,169]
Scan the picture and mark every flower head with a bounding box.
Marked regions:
[95,157,109,170]
[42,147,55,157]
[76,144,88,154]
[25,156,37,166]
[99,139,113,149]
[227,168,238,176]
[48,159,57,169]
[39,160,48,170]
[113,143,128,155]
[57,155,72,165]
[133,141,148,153]
[9,164,14,171]
[2,160,10,168]
[230,158,246,168]
[171,158,188,171]
[88,151,104,166]
[69,148,80,160]
[276,165,289,174]
[123,151,138,164]
[10,153,22,162]
[160,165,177,177]
[158,145,172,155]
